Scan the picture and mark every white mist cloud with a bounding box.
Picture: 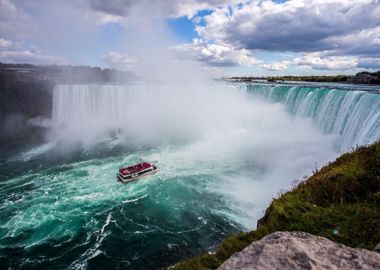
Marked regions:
[174,38,261,67]
[7,0,343,232]
[102,51,136,70]
[50,82,337,229]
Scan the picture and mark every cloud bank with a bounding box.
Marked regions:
[0,0,379,72]
[193,0,380,71]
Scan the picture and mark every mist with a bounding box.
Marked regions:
[49,1,224,147]
[42,1,340,228]
[1,2,379,269]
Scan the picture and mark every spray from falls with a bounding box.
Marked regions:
[49,80,380,228]
[3,78,378,270]
[241,84,380,152]
[51,82,248,146]
[31,1,380,262]
[50,82,341,227]
[5,2,380,269]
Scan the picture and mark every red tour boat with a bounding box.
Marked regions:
[117,161,158,183]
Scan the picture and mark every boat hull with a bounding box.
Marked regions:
[117,167,158,183]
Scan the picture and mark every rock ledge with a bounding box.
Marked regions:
[218,231,380,270]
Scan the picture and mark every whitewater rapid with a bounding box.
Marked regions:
[240,83,380,152]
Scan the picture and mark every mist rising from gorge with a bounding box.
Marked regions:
[27,3,339,228]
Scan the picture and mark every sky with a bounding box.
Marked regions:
[0,0,379,76]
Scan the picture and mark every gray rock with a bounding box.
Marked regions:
[218,231,380,270]
[374,243,380,253]
[256,216,266,229]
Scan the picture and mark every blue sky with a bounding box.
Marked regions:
[167,17,198,43]
[0,0,379,76]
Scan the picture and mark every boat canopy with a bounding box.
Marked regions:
[119,162,152,175]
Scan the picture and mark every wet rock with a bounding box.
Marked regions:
[256,216,266,229]
[374,243,380,253]
[218,232,380,270]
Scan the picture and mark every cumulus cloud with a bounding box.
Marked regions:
[1,0,379,72]
[325,26,380,57]
[260,61,289,71]
[87,0,380,71]
[174,38,260,67]
[0,0,33,40]
[89,0,243,18]
[0,37,65,65]
[357,57,380,69]
[0,0,113,65]
[293,53,358,70]
[0,48,65,65]
[0,38,12,48]
[102,51,136,70]
[196,0,380,56]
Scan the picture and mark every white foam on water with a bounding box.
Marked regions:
[70,212,112,270]
[10,141,57,161]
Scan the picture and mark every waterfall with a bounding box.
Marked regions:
[240,84,380,152]
[51,82,260,145]
[52,83,380,152]
[53,84,134,123]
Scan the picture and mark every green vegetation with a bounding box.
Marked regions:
[231,70,380,84]
[268,75,349,82]
[173,141,380,269]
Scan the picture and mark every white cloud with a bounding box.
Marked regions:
[89,0,244,19]
[293,53,358,70]
[357,57,380,69]
[1,0,379,72]
[0,48,66,65]
[325,26,380,57]
[102,51,136,70]
[0,0,33,40]
[95,13,124,25]
[196,0,380,56]
[172,0,243,18]
[174,38,261,67]
[0,38,13,48]
[261,61,289,71]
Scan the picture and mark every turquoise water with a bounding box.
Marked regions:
[240,83,380,152]
[0,82,379,269]
[0,143,245,269]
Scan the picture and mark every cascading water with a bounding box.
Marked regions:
[239,84,380,152]
[1,81,378,270]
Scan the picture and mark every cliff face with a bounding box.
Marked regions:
[0,63,134,149]
[173,141,380,270]
[218,232,380,270]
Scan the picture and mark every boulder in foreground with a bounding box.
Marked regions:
[218,231,380,270]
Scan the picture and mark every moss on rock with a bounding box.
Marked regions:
[172,141,380,270]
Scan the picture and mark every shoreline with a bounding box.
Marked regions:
[172,141,380,269]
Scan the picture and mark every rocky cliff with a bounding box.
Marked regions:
[218,232,380,270]
[0,63,134,149]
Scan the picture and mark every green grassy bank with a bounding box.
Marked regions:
[173,141,380,269]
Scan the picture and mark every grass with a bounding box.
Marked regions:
[172,142,380,269]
